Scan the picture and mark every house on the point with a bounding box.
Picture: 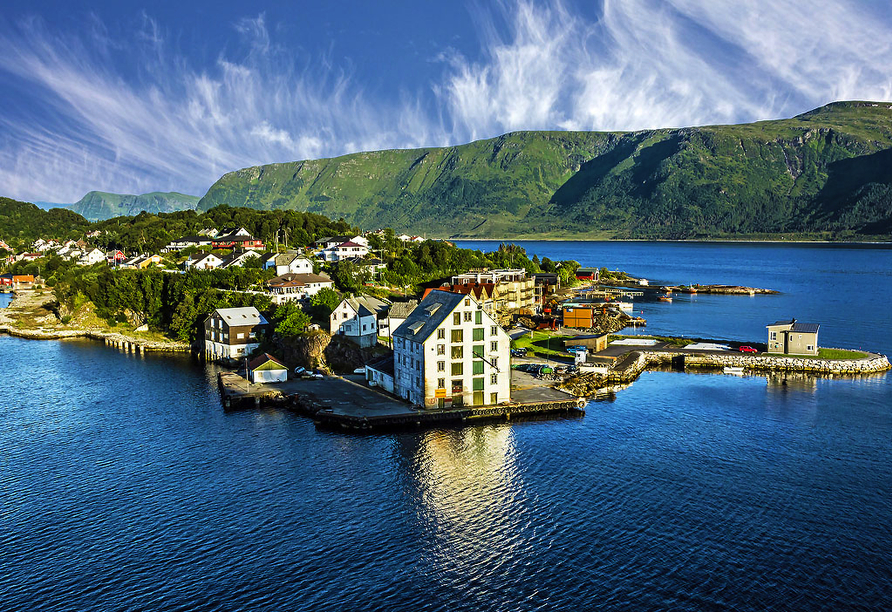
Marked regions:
[329,295,391,347]
[219,250,260,269]
[392,290,511,409]
[248,353,289,383]
[365,354,396,393]
[203,306,269,361]
[766,319,820,355]
[318,240,369,262]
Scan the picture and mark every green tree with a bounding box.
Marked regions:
[276,309,311,336]
[309,287,340,319]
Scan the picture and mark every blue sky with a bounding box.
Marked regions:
[2,0,891,203]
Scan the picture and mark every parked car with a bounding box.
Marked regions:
[738,345,758,353]
[353,366,366,375]
[566,346,587,354]
[301,370,324,380]
[293,366,306,375]
[511,348,527,357]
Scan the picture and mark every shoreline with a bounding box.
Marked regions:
[0,289,190,353]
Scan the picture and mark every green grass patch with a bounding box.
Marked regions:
[511,331,575,362]
[817,348,868,360]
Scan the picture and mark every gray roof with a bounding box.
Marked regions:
[792,322,820,333]
[768,319,820,333]
[345,295,391,317]
[393,290,464,342]
[388,299,419,320]
[213,307,268,326]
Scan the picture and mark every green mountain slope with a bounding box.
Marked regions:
[198,101,892,239]
[71,191,200,221]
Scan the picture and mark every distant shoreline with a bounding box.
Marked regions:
[449,238,892,245]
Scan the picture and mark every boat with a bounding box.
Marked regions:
[723,366,746,375]
[658,294,672,303]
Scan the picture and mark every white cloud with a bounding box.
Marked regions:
[0,0,890,203]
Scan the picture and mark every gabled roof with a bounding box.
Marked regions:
[212,307,268,326]
[337,240,366,248]
[767,319,820,333]
[342,295,391,317]
[388,299,419,320]
[248,353,287,370]
[393,290,466,342]
[267,272,332,287]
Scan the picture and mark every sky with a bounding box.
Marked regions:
[1,0,891,204]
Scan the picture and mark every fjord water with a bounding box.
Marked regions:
[2,243,891,611]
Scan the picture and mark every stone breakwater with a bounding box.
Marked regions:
[612,350,890,383]
[0,324,190,353]
[563,349,891,396]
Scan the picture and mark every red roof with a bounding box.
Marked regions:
[248,353,287,370]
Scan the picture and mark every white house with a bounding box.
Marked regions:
[266,273,334,303]
[318,240,369,262]
[379,299,418,338]
[261,252,315,276]
[203,307,269,361]
[329,295,391,347]
[78,248,106,266]
[185,252,224,270]
[162,235,214,252]
[392,290,511,409]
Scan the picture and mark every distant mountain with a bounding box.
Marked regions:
[198,101,892,239]
[33,201,69,211]
[71,191,201,221]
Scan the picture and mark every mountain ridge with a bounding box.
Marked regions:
[70,191,201,221]
[197,101,892,239]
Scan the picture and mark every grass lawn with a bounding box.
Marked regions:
[817,348,869,360]
[511,331,575,362]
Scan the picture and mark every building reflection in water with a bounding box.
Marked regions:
[399,425,529,599]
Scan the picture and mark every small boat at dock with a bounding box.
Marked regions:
[723,366,746,375]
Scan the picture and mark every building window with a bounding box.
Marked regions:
[451,345,463,359]
[451,329,463,343]
[437,328,445,339]
[452,379,463,394]
[807,345,814,351]
[437,344,445,355]
[362,324,367,331]
[451,362,463,376]
[492,357,498,369]
[473,344,484,359]
[472,377,484,391]
[473,360,484,375]
[464,298,470,306]
[437,360,445,371]
[491,373,498,385]
[491,341,498,352]
[437,378,445,388]
[472,328,484,341]
[491,392,498,404]
[475,310,482,325]
[770,331,777,340]
[491,325,498,336]
[453,312,461,325]
[464,311,472,322]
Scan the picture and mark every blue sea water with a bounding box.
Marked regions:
[2,243,891,611]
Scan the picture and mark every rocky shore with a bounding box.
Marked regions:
[0,288,189,352]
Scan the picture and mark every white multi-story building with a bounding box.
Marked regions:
[260,251,315,276]
[318,240,369,262]
[392,290,510,409]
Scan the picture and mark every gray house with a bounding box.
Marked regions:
[766,319,820,355]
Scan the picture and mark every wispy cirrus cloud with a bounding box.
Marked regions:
[0,0,890,203]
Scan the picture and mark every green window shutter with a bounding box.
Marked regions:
[451,362,463,376]
[475,310,482,325]
[472,377,485,391]
[472,327,484,341]
[473,360,484,375]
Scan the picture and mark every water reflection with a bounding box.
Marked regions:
[401,426,526,595]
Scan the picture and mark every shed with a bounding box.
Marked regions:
[248,353,289,383]
[564,333,610,352]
